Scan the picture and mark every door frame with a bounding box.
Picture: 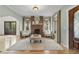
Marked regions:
[69,6,79,49]
[53,10,61,44]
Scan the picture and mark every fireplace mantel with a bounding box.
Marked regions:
[31,16,43,36]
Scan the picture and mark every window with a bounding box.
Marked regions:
[44,17,51,34]
[74,11,79,39]
[4,21,16,35]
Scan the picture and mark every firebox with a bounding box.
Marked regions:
[34,29,40,34]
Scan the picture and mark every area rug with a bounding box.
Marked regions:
[8,38,64,50]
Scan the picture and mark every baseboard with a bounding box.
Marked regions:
[61,43,68,50]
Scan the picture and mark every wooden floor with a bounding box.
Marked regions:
[1,50,79,54]
[0,36,79,54]
[15,50,79,54]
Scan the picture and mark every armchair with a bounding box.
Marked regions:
[20,30,30,38]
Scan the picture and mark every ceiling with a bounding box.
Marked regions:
[5,5,64,16]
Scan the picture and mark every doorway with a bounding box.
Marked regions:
[69,6,79,49]
[53,10,61,44]
[4,21,16,35]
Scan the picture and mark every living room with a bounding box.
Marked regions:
[0,5,79,54]
[0,5,63,53]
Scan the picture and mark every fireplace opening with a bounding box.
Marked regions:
[34,29,40,34]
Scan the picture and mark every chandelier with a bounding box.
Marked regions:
[33,6,39,12]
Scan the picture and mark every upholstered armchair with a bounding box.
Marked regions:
[20,30,30,38]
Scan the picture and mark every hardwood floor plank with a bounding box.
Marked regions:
[1,50,79,54]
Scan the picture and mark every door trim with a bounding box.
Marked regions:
[69,5,79,49]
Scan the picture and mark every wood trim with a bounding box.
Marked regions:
[23,17,25,30]
[69,5,79,49]
[57,10,61,44]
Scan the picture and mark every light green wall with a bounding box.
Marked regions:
[61,5,76,49]
[0,5,22,35]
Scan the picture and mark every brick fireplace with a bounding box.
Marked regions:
[31,16,43,36]
[31,25,43,34]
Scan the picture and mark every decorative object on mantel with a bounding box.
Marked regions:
[32,16,41,25]
[34,16,40,24]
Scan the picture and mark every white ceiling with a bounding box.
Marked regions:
[5,5,64,16]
